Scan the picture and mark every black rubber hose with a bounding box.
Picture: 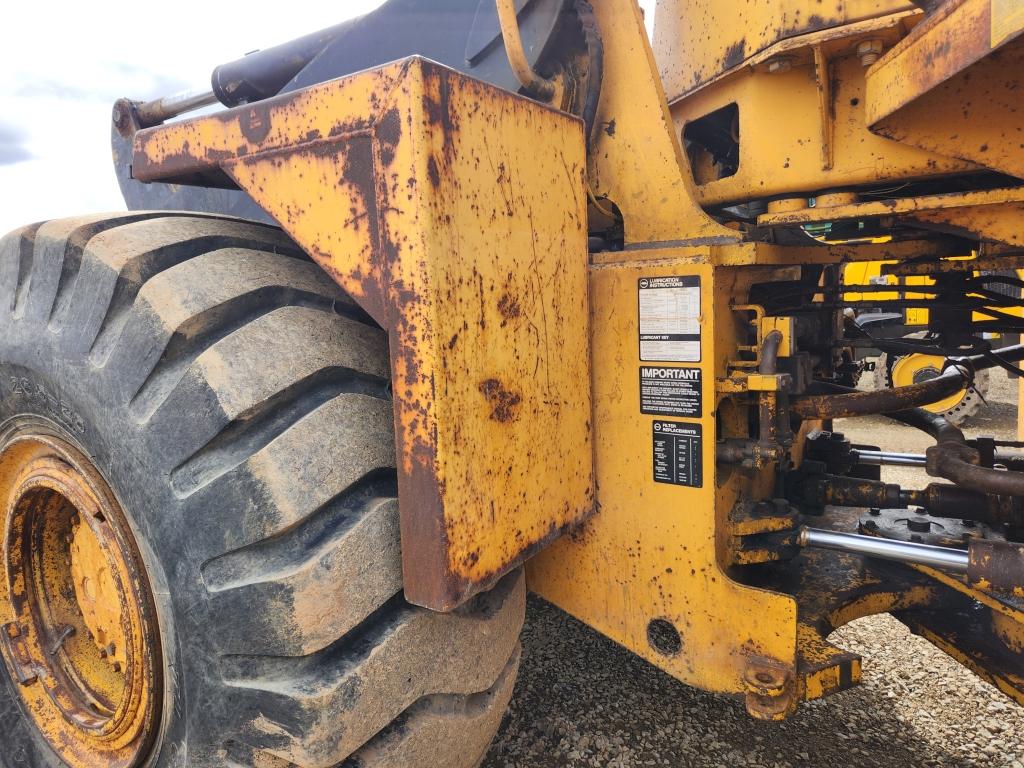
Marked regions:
[759,330,784,375]
[885,407,965,445]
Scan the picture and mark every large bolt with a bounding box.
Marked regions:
[907,517,932,533]
[857,39,884,67]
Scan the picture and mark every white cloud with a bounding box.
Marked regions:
[0,0,658,235]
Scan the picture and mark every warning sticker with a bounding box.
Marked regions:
[640,366,702,418]
[653,421,703,488]
[638,276,701,362]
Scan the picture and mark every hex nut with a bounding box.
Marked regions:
[857,39,885,67]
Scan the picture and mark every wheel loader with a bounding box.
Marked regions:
[2,1,1023,766]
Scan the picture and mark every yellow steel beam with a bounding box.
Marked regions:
[663,10,978,208]
[757,186,1024,246]
[866,0,1024,178]
[654,0,918,102]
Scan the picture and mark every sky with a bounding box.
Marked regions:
[0,1,656,235]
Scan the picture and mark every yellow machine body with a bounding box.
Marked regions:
[130,0,1024,718]
[133,58,594,611]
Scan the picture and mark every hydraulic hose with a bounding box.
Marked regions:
[799,377,1024,497]
[792,344,1024,420]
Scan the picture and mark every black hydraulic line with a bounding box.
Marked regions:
[759,330,784,375]
[793,344,1024,420]
[929,445,1024,498]
[796,377,1024,497]
[885,407,965,445]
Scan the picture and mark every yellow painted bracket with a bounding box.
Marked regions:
[132,57,595,611]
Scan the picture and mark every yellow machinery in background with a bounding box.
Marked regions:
[842,259,1024,424]
[2,1,1024,765]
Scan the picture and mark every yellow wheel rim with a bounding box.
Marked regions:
[890,353,967,413]
[0,429,161,768]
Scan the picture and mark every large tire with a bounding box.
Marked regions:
[0,214,523,768]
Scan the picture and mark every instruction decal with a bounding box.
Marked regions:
[653,421,703,488]
[638,276,701,362]
[640,366,702,417]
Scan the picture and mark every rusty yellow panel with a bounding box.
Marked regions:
[381,64,594,610]
[654,0,917,102]
[867,0,1024,178]
[528,256,799,698]
[134,58,594,611]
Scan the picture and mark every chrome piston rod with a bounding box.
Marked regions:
[135,88,219,127]
[854,449,926,467]
[798,526,968,572]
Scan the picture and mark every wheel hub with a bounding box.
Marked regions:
[0,430,161,768]
[890,353,967,414]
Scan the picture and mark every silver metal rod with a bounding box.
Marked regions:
[136,88,219,127]
[854,450,926,467]
[798,526,968,572]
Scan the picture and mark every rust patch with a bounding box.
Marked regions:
[722,38,747,71]
[968,540,1024,596]
[478,379,523,423]
[376,107,402,167]
[427,156,441,188]
[497,292,522,325]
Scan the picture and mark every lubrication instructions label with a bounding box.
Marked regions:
[638,276,701,362]
[640,367,702,417]
[652,421,702,488]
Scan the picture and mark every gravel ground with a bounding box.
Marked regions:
[482,373,1024,768]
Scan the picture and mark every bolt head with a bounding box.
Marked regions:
[857,39,885,67]
[856,39,885,56]
[907,516,932,533]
